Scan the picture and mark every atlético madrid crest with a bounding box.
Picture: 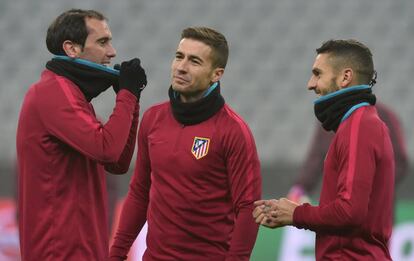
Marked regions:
[191,137,210,159]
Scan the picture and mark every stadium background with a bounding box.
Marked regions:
[0,0,413,260]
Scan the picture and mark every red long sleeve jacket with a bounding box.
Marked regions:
[16,69,139,261]
[293,106,394,260]
[110,102,262,261]
[294,102,407,194]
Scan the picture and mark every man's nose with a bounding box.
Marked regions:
[307,77,316,91]
[107,43,116,58]
[176,59,189,72]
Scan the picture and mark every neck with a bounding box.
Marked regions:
[168,82,225,125]
[178,82,219,103]
[46,57,118,101]
[180,93,203,103]
[315,84,370,104]
[313,84,376,132]
[53,55,119,76]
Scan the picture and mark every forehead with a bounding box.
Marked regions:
[313,53,335,71]
[177,38,212,59]
[85,18,111,37]
[313,53,329,67]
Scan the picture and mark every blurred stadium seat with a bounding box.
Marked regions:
[0,0,413,198]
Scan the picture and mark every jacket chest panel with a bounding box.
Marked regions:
[147,122,227,184]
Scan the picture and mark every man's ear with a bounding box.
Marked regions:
[340,68,354,87]
[211,67,224,83]
[62,40,82,58]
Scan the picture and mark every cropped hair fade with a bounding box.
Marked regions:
[46,9,106,55]
[181,27,229,69]
[316,39,375,85]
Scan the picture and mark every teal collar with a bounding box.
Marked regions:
[53,55,120,76]
[314,85,371,104]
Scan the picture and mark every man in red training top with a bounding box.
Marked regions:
[253,39,394,260]
[286,102,408,212]
[110,27,262,261]
[16,9,147,261]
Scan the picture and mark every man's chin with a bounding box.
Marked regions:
[171,84,188,92]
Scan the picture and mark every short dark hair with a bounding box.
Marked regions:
[181,27,229,69]
[316,39,375,85]
[46,9,106,55]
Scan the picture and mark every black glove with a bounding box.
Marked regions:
[112,63,121,93]
[117,58,147,98]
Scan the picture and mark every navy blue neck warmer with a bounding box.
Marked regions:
[169,82,225,125]
[46,56,119,102]
[314,85,376,132]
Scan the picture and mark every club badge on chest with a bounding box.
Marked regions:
[191,137,210,159]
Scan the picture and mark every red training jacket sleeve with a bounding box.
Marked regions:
[105,103,140,174]
[223,111,262,260]
[37,75,137,164]
[293,108,384,232]
[110,111,152,260]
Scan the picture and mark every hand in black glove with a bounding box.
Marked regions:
[116,58,147,98]
[112,63,121,93]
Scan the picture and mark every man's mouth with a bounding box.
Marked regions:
[174,76,190,83]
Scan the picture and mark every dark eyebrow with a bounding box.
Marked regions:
[175,51,204,64]
[96,36,111,43]
[188,54,203,64]
[312,68,321,75]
